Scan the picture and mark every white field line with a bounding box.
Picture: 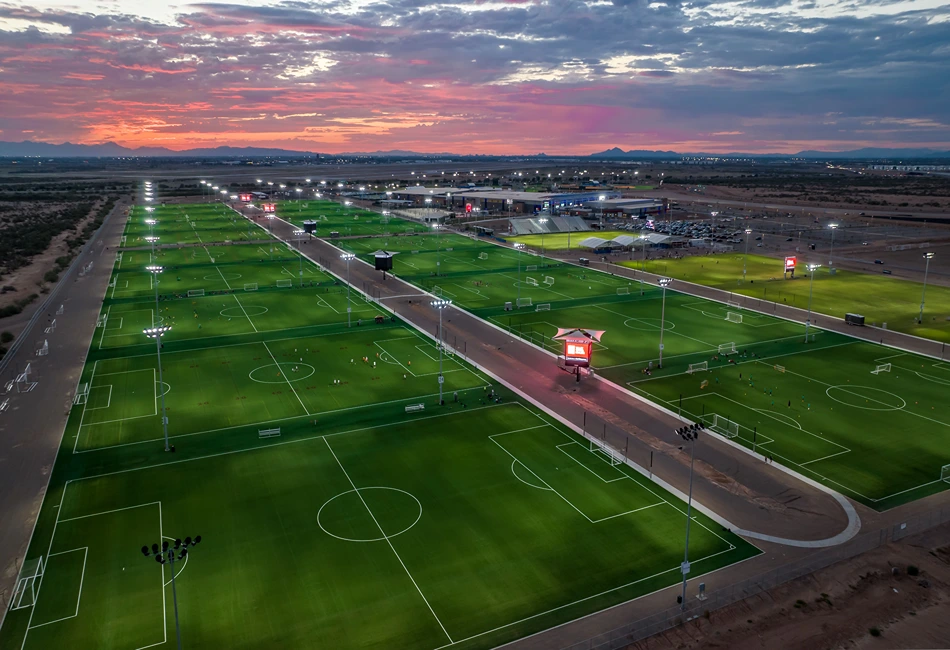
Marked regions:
[231,293,259,333]
[261,340,309,416]
[323,437,454,643]
[26,547,88,629]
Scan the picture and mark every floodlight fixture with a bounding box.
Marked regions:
[141,534,201,650]
[430,299,453,404]
[805,264,822,342]
[341,254,356,327]
[920,252,936,323]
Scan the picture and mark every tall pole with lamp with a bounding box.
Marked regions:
[829,223,838,266]
[145,265,172,453]
[743,228,752,280]
[919,252,935,323]
[658,278,671,367]
[675,423,703,609]
[514,242,526,306]
[805,263,821,342]
[141,535,201,650]
[341,253,355,327]
[431,299,451,405]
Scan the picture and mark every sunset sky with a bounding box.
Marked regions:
[0,0,948,154]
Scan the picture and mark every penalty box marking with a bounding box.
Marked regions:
[27,547,88,630]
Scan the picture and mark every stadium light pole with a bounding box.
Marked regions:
[514,242,526,306]
[432,223,443,277]
[919,252,935,324]
[674,423,703,610]
[658,278,672,368]
[341,253,355,327]
[141,535,201,650]
[538,217,548,265]
[144,309,172,451]
[293,230,305,286]
[743,228,752,280]
[804,263,821,343]
[431,299,452,405]
[296,187,303,210]
[828,223,838,266]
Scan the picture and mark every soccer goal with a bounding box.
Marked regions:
[590,438,624,466]
[478,252,488,260]
[526,277,539,287]
[74,382,90,405]
[10,556,45,610]
[774,364,786,373]
[687,361,708,374]
[188,289,205,297]
[536,303,551,312]
[726,312,743,324]
[871,363,892,375]
[276,279,293,288]
[517,297,533,308]
[543,276,555,286]
[727,301,741,310]
[617,286,631,295]
[708,414,739,439]
[244,282,258,291]
[432,285,443,297]
[942,464,950,483]
[525,264,538,272]
[718,342,738,356]
[36,340,48,357]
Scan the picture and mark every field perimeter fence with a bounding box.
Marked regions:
[558,503,950,650]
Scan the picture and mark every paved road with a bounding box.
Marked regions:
[0,201,128,613]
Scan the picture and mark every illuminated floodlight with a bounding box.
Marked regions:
[344,201,352,207]
[279,184,286,190]
[256,179,262,184]
[513,242,525,250]
[145,218,157,225]
[293,230,305,236]
[220,190,228,195]
[340,253,355,261]
[305,178,311,183]
[144,236,159,243]
[295,188,302,194]
[320,180,326,185]
[143,325,171,337]
[144,206,155,213]
[267,181,274,186]
[145,265,164,274]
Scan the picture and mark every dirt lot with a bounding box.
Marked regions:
[633,524,950,650]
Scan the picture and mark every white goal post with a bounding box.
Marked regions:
[942,464,950,483]
[727,301,741,310]
[708,414,739,439]
[244,282,258,291]
[525,264,538,272]
[718,342,738,356]
[871,363,892,375]
[10,556,45,610]
[590,438,624,466]
[726,312,742,324]
[617,286,630,295]
[687,361,708,374]
[276,279,293,288]
[517,297,532,308]
[536,303,551,312]
[478,252,489,260]
[526,277,539,286]
[432,285,443,297]
[187,289,205,297]
[543,276,555,286]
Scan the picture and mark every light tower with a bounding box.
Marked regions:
[805,263,821,342]
[513,242,526,306]
[919,252,935,323]
[828,223,838,266]
[674,423,703,609]
[658,278,672,367]
[141,535,201,650]
[743,228,752,280]
[341,253,355,327]
[431,299,452,405]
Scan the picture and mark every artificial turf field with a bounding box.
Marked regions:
[277,198,428,236]
[507,230,634,251]
[0,202,759,650]
[334,227,950,511]
[621,253,950,343]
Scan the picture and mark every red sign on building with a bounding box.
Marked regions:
[239,193,252,202]
[262,203,276,213]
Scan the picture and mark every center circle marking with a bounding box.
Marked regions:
[317,487,422,543]
[220,305,268,317]
[248,362,315,383]
[825,385,906,411]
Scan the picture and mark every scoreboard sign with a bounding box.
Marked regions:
[262,203,276,213]
[553,328,606,369]
[465,203,472,213]
[239,193,252,202]
[784,255,796,278]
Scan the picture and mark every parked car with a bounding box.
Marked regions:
[883,269,893,275]
[874,259,884,264]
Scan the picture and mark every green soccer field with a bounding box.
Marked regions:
[508,230,634,251]
[331,230,950,509]
[277,199,427,236]
[0,202,761,650]
[620,253,950,343]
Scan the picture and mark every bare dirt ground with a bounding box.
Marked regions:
[632,523,950,650]
[0,201,107,340]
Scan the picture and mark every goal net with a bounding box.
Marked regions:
[687,361,708,374]
[536,303,551,312]
[543,276,555,286]
[726,312,742,324]
[517,297,532,308]
[432,285,443,297]
[617,286,630,295]
[526,277,539,286]
[942,464,950,483]
[718,342,738,356]
[525,264,538,272]
[276,279,293,288]
[478,252,488,260]
[187,289,205,297]
[709,414,739,439]
[774,364,786,373]
[871,363,892,375]
[74,382,90,405]
[590,438,624,466]
[244,283,258,291]
[10,556,45,610]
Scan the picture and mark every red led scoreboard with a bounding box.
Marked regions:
[784,255,796,277]
[262,203,276,213]
[239,193,252,202]
[553,328,605,368]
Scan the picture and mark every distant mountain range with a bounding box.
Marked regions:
[0,140,318,158]
[1,140,949,160]
[589,146,950,159]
